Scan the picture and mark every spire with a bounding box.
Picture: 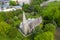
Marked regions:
[22,11,28,35]
[23,12,26,23]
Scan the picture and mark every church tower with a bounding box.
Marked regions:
[23,12,26,23]
[22,12,29,35]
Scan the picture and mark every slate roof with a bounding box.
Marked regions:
[0,0,9,2]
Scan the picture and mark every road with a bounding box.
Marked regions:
[55,27,60,40]
[40,0,60,7]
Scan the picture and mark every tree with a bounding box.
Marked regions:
[44,23,56,32]
[9,1,19,6]
[23,4,33,13]
[0,21,11,37]
[34,31,54,40]
[31,0,44,5]
[42,2,60,26]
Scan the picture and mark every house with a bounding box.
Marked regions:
[11,0,31,6]
[0,0,10,10]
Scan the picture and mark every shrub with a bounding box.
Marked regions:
[42,2,60,27]
[34,31,54,40]
[0,12,7,21]
[0,21,11,37]
[7,27,18,39]
[9,1,19,6]
[31,0,47,5]
[44,23,56,32]
[34,23,56,40]
[23,4,33,13]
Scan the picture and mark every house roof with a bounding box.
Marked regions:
[0,0,9,2]
[11,0,16,1]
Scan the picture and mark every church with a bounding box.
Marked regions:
[19,12,42,36]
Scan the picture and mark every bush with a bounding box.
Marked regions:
[42,2,60,27]
[23,4,33,13]
[34,23,56,40]
[0,21,11,37]
[34,31,54,40]
[9,1,19,6]
[44,23,56,32]
[31,0,47,5]
[7,27,18,39]
[0,12,7,21]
